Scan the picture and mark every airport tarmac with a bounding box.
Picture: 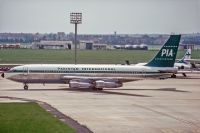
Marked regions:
[1,74,200,133]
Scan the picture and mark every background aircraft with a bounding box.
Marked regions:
[175,49,200,77]
[175,49,192,70]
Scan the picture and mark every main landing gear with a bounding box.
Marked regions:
[171,74,176,78]
[92,87,103,91]
[182,73,187,77]
[24,84,28,90]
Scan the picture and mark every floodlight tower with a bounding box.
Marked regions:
[70,12,82,64]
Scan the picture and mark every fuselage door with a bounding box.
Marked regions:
[23,67,29,76]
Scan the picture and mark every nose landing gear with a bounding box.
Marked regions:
[24,84,28,90]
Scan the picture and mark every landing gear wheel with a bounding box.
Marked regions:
[24,84,28,90]
[97,88,103,91]
[182,73,187,77]
[92,87,97,91]
[92,87,103,91]
[171,74,176,78]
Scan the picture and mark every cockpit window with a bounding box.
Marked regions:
[7,68,23,73]
[7,68,15,72]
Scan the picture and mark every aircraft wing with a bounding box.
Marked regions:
[184,59,200,63]
[61,73,172,83]
[176,59,200,63]
[61,75,143,83]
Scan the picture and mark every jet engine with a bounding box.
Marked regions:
[95,80,122,88]
[179,65,185,69]
[69,79,94,89]
[177,64,191,70]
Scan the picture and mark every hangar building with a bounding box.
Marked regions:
[32,41,73,50]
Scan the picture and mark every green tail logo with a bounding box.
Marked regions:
[145,35,181,67]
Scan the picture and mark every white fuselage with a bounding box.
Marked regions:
[135,62,191,70]
[174,62,191,69]
[5,64,177,84]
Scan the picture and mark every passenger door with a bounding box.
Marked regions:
[23,67,29,76]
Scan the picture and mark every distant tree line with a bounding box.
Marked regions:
[0,33,200,45]
[182,36,200,45]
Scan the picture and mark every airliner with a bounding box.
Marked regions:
[174,49,192,70]
[174,48,200,77]
[174,49,194,77]
[180,49,200,69]
[175,48,200,69]
[1,35,181,90]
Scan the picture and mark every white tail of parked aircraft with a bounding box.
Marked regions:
[175,48,200,77]
[1,35,181,90]
[175,49,192,69]
[175,48,200,69]
[184,48,191,60]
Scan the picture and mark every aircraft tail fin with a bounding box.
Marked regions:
[177,48,191,63]
[184,48,191,60]
[145,35,181,67]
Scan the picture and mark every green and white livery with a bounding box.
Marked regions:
[146,35,181,67]
[2,35,181,90]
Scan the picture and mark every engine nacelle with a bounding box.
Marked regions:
[178,66,185,69]
[95,80,122,88]
[69,79,94,89]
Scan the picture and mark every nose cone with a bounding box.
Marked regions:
[1,73,4,78]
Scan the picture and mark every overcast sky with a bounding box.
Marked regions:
[0,0,199,34]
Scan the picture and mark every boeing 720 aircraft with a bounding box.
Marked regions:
[1,35,181,90]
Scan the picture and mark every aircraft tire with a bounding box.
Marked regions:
[182,73,187,77]
[97,88,103,91]
[171,74,176,78]
[24,84,28,90]
[92,87,103,91]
